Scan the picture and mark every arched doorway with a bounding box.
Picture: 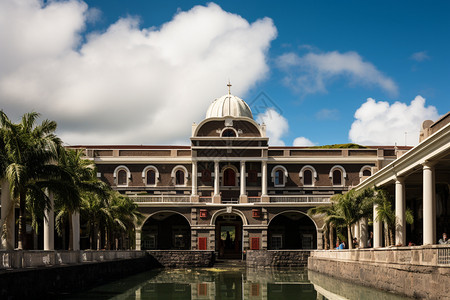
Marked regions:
[141,212,191,250]
[268,211,317,250]
[223,168,236,186]
[215,214,243,259]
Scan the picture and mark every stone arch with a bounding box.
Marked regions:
[142,165,159,186]
[359,165,373,177]
[210,208,248,226]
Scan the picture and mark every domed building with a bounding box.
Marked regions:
[71,86,408,257]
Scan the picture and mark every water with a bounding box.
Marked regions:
[66,266,410,299]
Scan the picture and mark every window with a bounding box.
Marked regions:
[248,170,258,183]
[221,128,237,137]
[198,237,207,250]
[303,170,313,186]
[147,170,156,185]
[271,165,288,187]
[250,237,260,250]
[300,165,317,187]
[275,169,284,185]
[223,168,236,186]
[363,169,371,176]
[202,169,212,182]
[171,165,188,186]
[176,170,184,185]
[117,170,127,185]
[329,165,346,186]
[332,170,342,185]
[114,165,131,186]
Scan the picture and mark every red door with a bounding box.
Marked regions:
[198,237,207,250]
[223,169,235,186]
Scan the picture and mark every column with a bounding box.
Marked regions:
[423,163,436,245]
[359,218,368,248]
[261,161,269,202]
[373,204,382,247]
[395,177,406,246]
[72,212,80,251]
[240,161,247,199]
[1,179,15,250]
[135,229,142,250]
[191,161,198,196]
[354,221,360,246]
[44,191,55,250]
[213,161,220,203]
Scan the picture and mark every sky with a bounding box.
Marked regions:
[0,0,448,147]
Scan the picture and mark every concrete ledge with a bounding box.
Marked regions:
[0,256,155,299]
[246,250,311,268]
[146,250,215,268]
[0,250,147,269]
[308,249,450,299]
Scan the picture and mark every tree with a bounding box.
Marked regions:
[0,111,62,249]
[308,203,342,249]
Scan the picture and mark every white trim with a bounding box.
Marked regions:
[299,165,318,186]
[142,165,159,186]
[220,127,239,137]
[271,165,288,187]
[359,165,373,177]
[113,165,131,186]
[171,165,189,187]
[329,165,346,186]
[210,208,248,225]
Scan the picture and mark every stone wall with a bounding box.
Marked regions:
[308,247,450,299]
[147,250,215,268]
[246,250,311,268]
[0,256,154,299]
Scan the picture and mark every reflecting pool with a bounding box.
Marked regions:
[66,267,410,299]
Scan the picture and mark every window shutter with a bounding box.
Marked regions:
[198,237,207,250]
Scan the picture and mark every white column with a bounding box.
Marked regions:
[240,161,246,196]
[354,221,360,245]
[191,161,197,196]
[214,161,219,196]
[1,179,15,250]
[261,161,267,196]
[72,212,80,251]
[423,163,436,245]
[135,229,141,250]
[44,191,55,250]
[373,204,382,248]
[359,218,368,248]
[395,177,406,246]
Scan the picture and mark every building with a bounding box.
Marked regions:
[74,90,407,257]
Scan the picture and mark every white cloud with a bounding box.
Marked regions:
[256,108,288,146]
[0,1,277,145]
[276,51,398,96]
[293,137,316,147]
[349,96,439,146]
[315,108,339,120]
[410,51,430,62]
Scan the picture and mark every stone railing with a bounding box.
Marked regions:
[269,195,330,203]
[0,250,147,269]
[199,196,212,203]
[130,195,190,203]
[248,197,261,203]
[310,245,450,267]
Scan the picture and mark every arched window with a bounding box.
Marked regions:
[275,169,284,185]
[142,166,159,186]
[118,170,127,186]
[223,168,236,186]
[303,170,313,186]
[299,165,317,187]
[202,169,212,182]
[176,170,184,185]
[171,165,188,187]
[332,170,342,185]
[147,170,156,185]
[363,169,371,176]
[113,165,131,187]
[221,128,237,137]
[271,165,288,187]
[329,165,346,186]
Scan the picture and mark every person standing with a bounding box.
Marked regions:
[439,233,449,244]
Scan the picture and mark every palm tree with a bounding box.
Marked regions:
[55,148,107,250]
[308,203,341,249]
[0,111,62,249]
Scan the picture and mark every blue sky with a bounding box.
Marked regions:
[0,0,448,146]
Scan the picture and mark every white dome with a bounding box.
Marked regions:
[206,94,253,119]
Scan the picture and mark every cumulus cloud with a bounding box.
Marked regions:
[349,96,439,146]
[293,137,316,147]
[276,51,398,96]
[0,1,277,144]
[256,108,288,146]
[410,51,430,62]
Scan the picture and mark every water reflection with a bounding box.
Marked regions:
[67,267,410,299]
